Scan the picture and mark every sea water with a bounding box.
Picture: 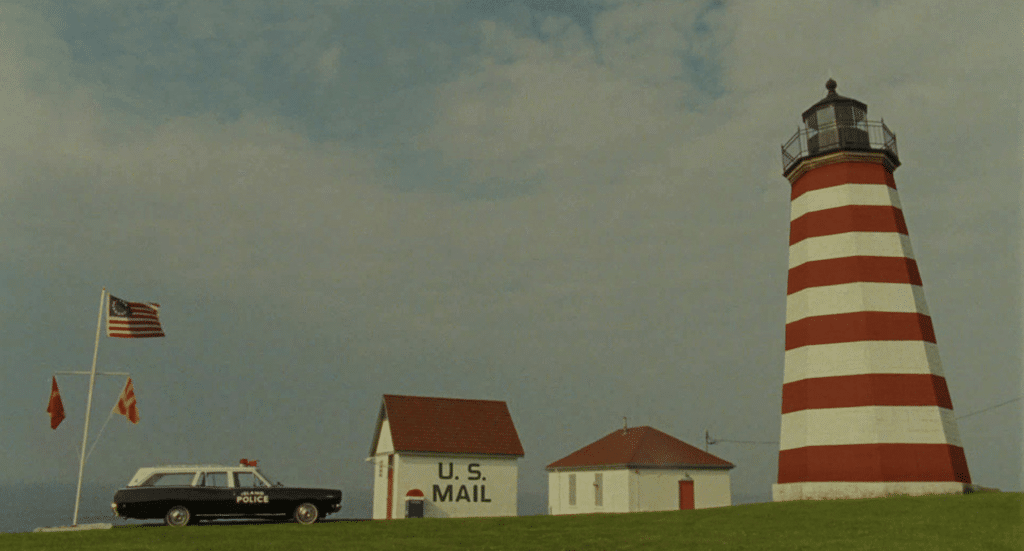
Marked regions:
[0,482,133,534]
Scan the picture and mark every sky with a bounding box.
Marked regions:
[1,0,1021,520]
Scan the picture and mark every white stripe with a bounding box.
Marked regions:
[789,232,915,269]
[791,184,902,220]
[786,282,930,323]
[779,406,962,450]
[772,481,967,501]
[783,341,946,383]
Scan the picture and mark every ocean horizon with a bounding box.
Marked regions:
[1,482,127,534]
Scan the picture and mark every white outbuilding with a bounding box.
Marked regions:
[546,426,734,515]
[368,394,525,519]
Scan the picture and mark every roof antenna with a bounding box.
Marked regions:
[705,429,717,452]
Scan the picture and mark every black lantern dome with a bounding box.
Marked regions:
[802,79,869,154]
[781,80,899,176]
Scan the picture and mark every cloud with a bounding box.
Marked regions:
[405,3,732,199]
[317,45,344,84]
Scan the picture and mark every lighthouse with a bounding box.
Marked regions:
[773,80,972,501]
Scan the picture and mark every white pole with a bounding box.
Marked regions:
[73,288,106,526]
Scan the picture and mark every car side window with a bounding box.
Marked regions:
[143,473,197,487]
[203,472,229,488]
[234,472,265,488]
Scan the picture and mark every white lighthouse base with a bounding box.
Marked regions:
[772,481,971,502]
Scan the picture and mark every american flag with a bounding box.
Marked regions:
[107,295,165,338]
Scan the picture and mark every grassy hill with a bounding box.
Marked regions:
[4,492,1021,551]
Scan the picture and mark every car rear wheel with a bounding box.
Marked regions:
[294,502,319,525]
[165,505,191,527]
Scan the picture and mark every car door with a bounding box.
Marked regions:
[233,471,274,516]
[192,471,233,516]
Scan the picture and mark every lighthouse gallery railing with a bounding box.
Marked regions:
[782,120,898,174]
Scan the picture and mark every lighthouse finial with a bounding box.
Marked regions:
[826,78,837,94]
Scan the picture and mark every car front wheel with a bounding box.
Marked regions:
[294,502,319,525]
[165,505,191,527]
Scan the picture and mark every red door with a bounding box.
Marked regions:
[386,454,395,519]
[678,479,694,510]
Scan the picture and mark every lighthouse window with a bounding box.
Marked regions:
[816,105,835,126]
[815,106,838,148]
[853,106,867,130]
[835,104,854,126]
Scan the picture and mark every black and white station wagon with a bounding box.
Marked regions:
[111,461,342,526]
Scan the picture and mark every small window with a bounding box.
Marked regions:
[142,473,197,487]
[568,474,576,506]
[815,106,839,148]
[834,104,854,127]
[816,105,836,127]
[853,106,868,130]
[594,473,603,507]
[201,472,229,488]
[234,472,265,488]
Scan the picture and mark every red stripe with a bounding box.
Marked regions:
[109,320,162,327]
[109,320,162,329]
[109,327,164,335]
[788,256,922,295]
[791,161,896,201]
[777,444,971,483]
[790,205,908,245]
[781,374,953,413]
[786,312,935,350]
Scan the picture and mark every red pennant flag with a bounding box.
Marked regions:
[47,376,66,430]
[115,377,140,424]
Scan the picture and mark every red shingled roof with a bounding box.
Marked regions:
[546,426,734,470]
[372,394,525,457]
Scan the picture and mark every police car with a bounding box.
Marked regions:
[111,460,342,526]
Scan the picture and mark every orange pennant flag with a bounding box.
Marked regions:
[47,376,66,430]
[115,377,140,424]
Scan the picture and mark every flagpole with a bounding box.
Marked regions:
[73,287,106,526]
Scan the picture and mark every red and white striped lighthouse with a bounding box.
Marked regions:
[773,80,972,501]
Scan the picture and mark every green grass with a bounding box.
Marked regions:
[4,493,1021,551]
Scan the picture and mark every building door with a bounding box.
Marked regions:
[678,479,694,510]
[386,454,395,519]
